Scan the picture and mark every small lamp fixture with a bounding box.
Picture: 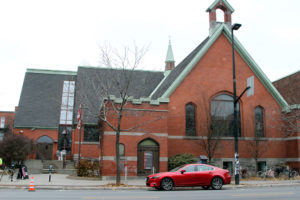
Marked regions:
[232,23,242,30]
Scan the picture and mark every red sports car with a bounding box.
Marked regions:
[146,163,231,190]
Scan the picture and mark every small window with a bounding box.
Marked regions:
[223,161,233,175]
[84,125,99,142]
[119,143,125,157]
[186,103,196,136]
[255,106,264,137]
[0,131,4,141]
[0,117,5,128]
[257,161,266,172]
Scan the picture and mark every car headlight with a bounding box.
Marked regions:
[151,176,160,179]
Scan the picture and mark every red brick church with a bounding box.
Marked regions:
[14,0,300,176]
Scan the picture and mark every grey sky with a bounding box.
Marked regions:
[0,0,299,111]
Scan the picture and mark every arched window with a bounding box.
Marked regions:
[186,103,196,136]
[255,106,264,137]
[138,138,159,147]
[119,143,125,157]
[211,94,241,137]
[216,8,225,23]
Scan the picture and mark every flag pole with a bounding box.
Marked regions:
[77,104,83,162]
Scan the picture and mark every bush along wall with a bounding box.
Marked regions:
[168,154,196,171]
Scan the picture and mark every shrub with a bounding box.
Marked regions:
[76,159,100,177]
[0,134,35,166]
[168,154,196,171]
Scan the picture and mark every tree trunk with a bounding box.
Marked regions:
[116,130,120,185]
[116,111,123,185]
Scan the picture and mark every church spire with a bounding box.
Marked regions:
[165,39,175,71]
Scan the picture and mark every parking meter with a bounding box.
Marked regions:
[49,164,53,182]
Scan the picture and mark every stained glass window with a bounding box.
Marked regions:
[186,103,196,136]
[255,106,264,137]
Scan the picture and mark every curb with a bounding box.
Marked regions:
[0,185,147,190]
[1,183,300,190]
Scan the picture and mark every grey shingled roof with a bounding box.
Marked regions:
[15,71,76,128]
[151,37,210,99]
[74,67,165,124]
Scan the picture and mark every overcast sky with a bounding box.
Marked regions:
[0,0,299,111]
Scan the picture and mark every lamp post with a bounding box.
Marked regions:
[231,23,241,185]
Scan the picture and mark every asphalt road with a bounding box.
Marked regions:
[0,186,300,200]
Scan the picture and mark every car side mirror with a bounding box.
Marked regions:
[180,169,186,174]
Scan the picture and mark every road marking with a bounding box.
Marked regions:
[83,196,160,199]
[232,192,294,197]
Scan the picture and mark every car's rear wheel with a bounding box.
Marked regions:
[160,178,174,191]
[211,177,223,190]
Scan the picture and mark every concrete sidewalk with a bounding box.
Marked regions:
[1,174,300,190]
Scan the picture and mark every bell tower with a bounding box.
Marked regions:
[206,0,234,34]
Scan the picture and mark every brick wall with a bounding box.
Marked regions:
[166,34,286,160]
[0,111,15,134]
[273,71,300,105]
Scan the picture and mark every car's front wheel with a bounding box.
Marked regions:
[211,177,223,190]
[160,178,174,191]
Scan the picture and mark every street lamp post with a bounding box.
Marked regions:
[231,23,241,185]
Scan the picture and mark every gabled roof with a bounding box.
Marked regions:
[152,23,289,110]
[206,0,234,13]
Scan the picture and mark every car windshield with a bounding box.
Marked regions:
[169,165,186,172]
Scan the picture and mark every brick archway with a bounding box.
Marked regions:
[36,135,53,160]
[137,138,160,176]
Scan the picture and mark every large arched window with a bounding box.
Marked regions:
[210,94,241,137]
[186,103,196,136]
[255,106,264,137]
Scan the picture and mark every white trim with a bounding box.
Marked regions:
[102,156,168,162]
[104,131,168,137]
[75,141,99,145]
[220,157,300,162]
[160,157,168,162]
[168,135,300,141]
[150,70,171,98]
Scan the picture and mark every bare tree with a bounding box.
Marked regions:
[76,42,150,185]
[269,107,300,138]
[198,97,225,164]
[246,136,269,173]
[280,108,300,136]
